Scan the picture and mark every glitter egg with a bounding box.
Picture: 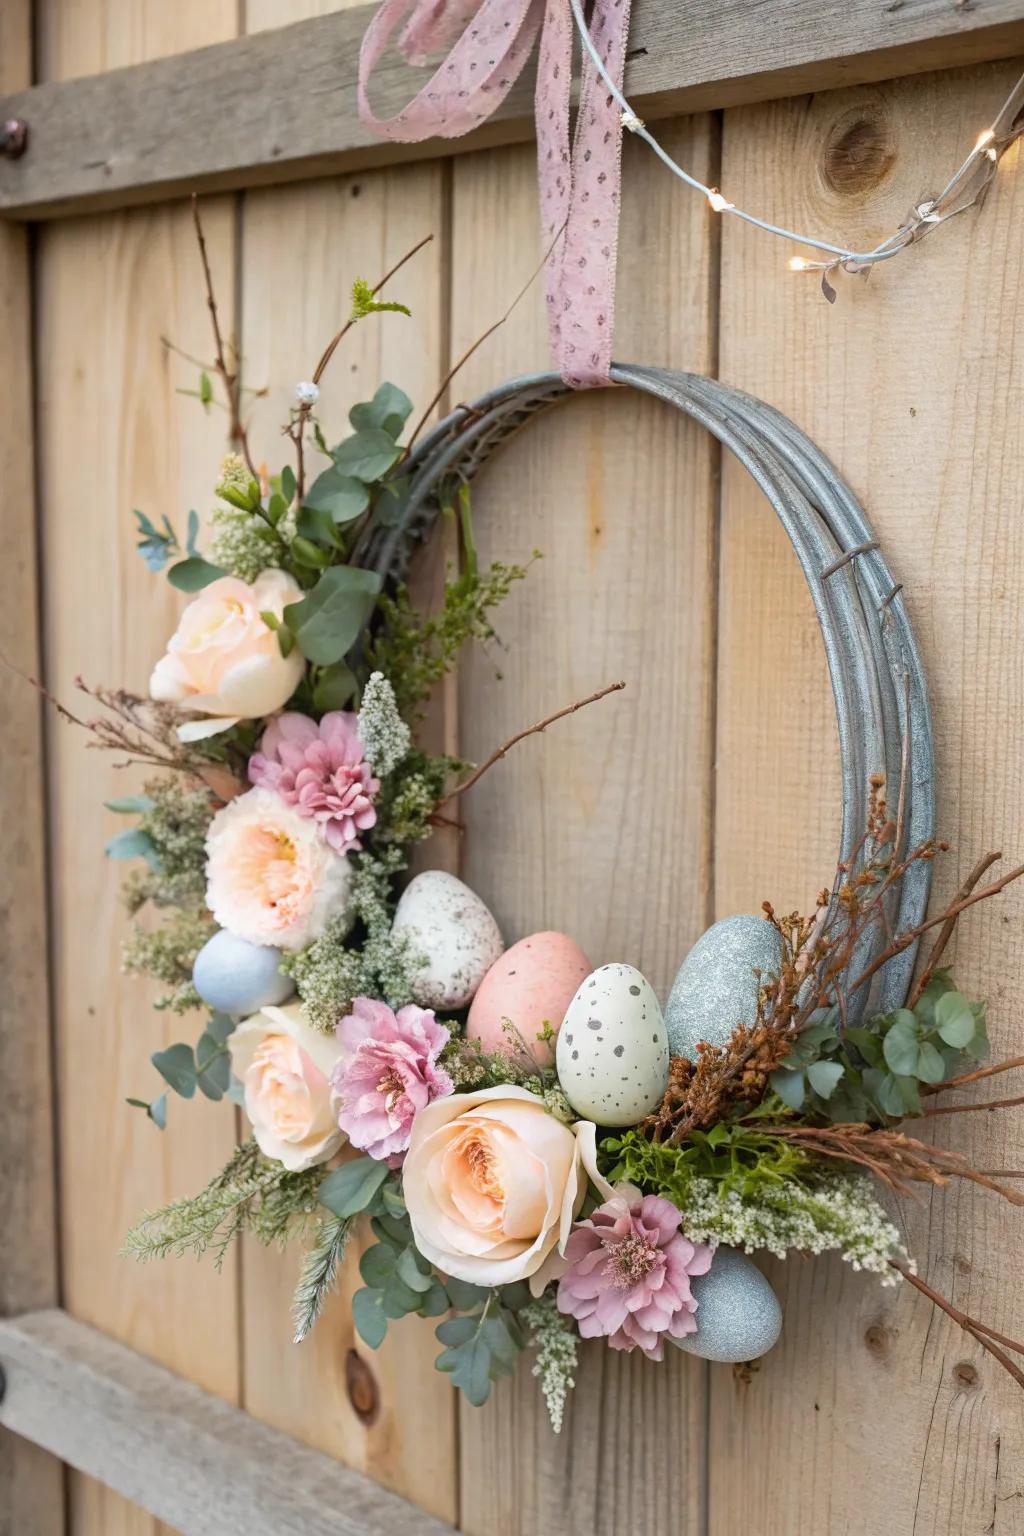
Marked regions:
[664,915,783,1058]
[671,1247,782,1362]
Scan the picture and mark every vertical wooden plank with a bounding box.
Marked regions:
[234,3,457,1524]
[0,1,65,1530]
[35,4,240,1534]
[713,62,1024,1535]
[450,122,719,1536]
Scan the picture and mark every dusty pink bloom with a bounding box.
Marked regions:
[332,998,453,1164]
[556,1194,712,1360]
[248,711,380,854]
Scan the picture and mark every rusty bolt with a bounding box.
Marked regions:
[0,120,29,159]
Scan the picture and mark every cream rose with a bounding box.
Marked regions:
[150,570,304,741]
[229,1003,344,1171]
[403,1085,610,1292]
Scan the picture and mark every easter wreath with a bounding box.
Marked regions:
[60,219,1024,1433]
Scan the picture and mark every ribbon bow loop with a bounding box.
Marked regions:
[358,0,633,387]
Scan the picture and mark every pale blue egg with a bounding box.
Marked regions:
[664,915,783,1058]
[192,929,295,1016]
[671,1247,782,1363]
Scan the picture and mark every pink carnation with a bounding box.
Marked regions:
[332,998,454,1165]
[557,1194,713,1360]
[248,711,379,854]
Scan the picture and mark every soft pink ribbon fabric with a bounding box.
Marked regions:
[358,0,633,387]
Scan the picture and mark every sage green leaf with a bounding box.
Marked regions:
[331,429,403,483]
[280,465,297,506]
[444,1277,489,1312]
[396,1246,434,1294]
[807,1059,845,1099]
[882,1019,919,1077]
[915,1040,947,1084]
[844,1026,884,1068]
[304,466,370,525]
[935,991,976,1049]
[168,556,225,592]
[151,1043,197,1099]
[436,1315,478,1349]
[359,1242,396,1290]
[149,1093,168,1130]
[319,1156,390,1219]
[284,565,382,665]
[439,1337,492,1407]
[349,383,414,440]
[313,661,358,713]
[104,794,156,814]
[769,1067,805,1112]
[105,828,160,870]
[352,1287,387,1349]
[296,505,341,549]
[195,1031,230,1100]
[381,1270,428,1319]
[418,1280,450,1318]
[290,536,331,571]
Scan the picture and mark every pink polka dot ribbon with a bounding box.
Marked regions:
[358,0,633,388]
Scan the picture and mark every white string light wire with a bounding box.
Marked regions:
[569,0,1024,299]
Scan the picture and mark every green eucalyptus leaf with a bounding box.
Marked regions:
[349,383,414,440]
[206,1012,235,1047]
[844,1026,884,1068]
[916,1040,947,1084]
[436,1316,480,1349]
[443,1277,489,1312]
[352,1287,388,1349]
[769,1067,805,1112]
[104,795,156,815]
[882,1019,919,1077]
[381,1270,427,1318]
[418,1280,450,1318]
[935,991,977,1049]
[806,1059,845,1099]
[359,1242,396,1290]
[280,465,297,505]
[304,466,371,525]
[149,1093,168,1130]
[331,429,403,484]
[151,1043,197,1099]
[875,1071,908,1119]
[396,1247,433,1294]
[296,505,342,549]
[284,565,382,666]
[195,1030,231,1100]
[168,556,225,592]
[290,536,331,571]
[105,828,160,869]
[313,661,358,713]
[319,1156,390,1219]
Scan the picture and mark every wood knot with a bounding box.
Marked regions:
[953,1360,980,1390]
[345,1348,380,1425]
[821,111,896,196]
[864,1322,894,1358]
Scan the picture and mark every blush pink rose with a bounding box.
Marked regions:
[205,786,353,951]
[403,1085,610,1291]
[149,570,304,741]
[228,1003,344,1171]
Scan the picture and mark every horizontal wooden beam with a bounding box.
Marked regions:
[0,1310,456,1536]
[2,0,1024,220]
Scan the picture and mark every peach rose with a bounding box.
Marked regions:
[205,787,353,951]
[149,570,305,741]
[229,1003,344,1171]
[403,1085,611,1292]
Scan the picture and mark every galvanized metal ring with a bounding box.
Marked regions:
[363,366,934,1017]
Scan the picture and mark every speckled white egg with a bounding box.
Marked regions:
[391,871,504,1010]
[556,963,669,1127]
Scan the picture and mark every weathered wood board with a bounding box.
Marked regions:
[13,1,1024,1532]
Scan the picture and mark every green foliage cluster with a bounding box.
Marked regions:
[769,970,988,1123]
[601,1120,816,1202]
[122,1139,322,1269]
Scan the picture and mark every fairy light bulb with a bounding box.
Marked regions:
[707,189,733,213]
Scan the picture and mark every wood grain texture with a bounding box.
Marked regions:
[234,3,457,1522]
[711,60,1024,1536]
[450,121,719,1536]
[4,0,1024,217]
[35,6,240,1535]
[0,1310,457,1536]
[0,0,64,1528]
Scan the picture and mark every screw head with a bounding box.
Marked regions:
[1,119,29,159]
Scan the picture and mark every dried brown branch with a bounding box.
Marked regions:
[191,196,258,483]
[907,850,1002,1007]
[435,680,626,812]
[890,1261,1024,1390]
[923,1054,1024,1097]
[921,1092,1024,1119]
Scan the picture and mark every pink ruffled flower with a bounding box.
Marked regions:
[332,998,454,1165]
[556,1194,713,1360]
[248,711,380,854]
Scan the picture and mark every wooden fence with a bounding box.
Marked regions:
[2,2,1023,1533]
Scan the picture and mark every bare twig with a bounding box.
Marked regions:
[890,1260,1024,1390]
[435,680,625,811]
[921,1092,1024,1119]
[907,851,1002,1006]
[191,196,258,482]
[311,233,434,386]
[923,1054,1024,1098]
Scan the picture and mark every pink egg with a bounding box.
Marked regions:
[466,931,592,1067]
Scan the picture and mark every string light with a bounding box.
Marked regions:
[568,0,1024,292]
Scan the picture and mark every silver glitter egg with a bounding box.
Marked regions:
[664,915,783,1058]
[671,1247,782,1363]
